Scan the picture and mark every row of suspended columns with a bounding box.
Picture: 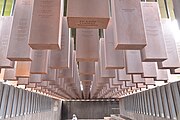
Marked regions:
[119,81,180,120]
[0,82,53,119]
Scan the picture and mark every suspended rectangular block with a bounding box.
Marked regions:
[109,80,118,89]
[155,69,168,81]
[26,83,36,88]
[137,83,146,88]
[142,62,157,78]
[125,50,143,74]
[141,2,167,62]
[121,81,129,89]
[29,74,41,83]
[64,78,74,85]
[37,81,48,87]
[17,78,29,85]
[172,0,180,28]
[49,81,57,85]
[112,78,123,85]
[0,17,14,68]
[170,68,180,74]
[7,0,33,61]
[76,29,99,62]
[80,75,93,81]
[29,0,64,49]
[132,74,145,83]
[104,19,125,69]
[99,39,115,78]
[58,39,74,78]
[81,80,92,86]
[111,0,146,50]
[79,62,95,75]
[30,50,48,74]
[50,17,70,69]
[144,78,155,85]
[34,87,41,90]
[16,61,31,78]
[67,0,110,29]
[158,19,180,69]
[117,69,131,81]
[125,80,135,87]
[41,69,56,81]
[4,68,16,81]
[58,52,75,79]
[131,86,139,91]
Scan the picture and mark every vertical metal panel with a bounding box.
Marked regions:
[160,85,170,119]
[146,90,152,115]
[165,84,177,119]
[58,38,74,78]
[0,84,10,119]
[152,88,160,117]
[111,0,146,50]
[34,94,37,113]
[24,91,29,115]
[171,82,180,119]
[158,19,180,69]
[29,0,63,49]
[139,93,143,114]
[27,92,32,114]
[11,88,19,117]
[7,0,33,61]
[37,94,40,112]
[140,92,145,114]
[137,93,140,113]
[149,89,155,116]
[156,86,165,117]
[30,50,48,74]
[20,90,26,115]
[31,93,35,113]
[30,93,34,113]
[0,17,14,68]
[125,50,143,74]
[135,94,138,113]
[141,2,167,62]
[143,91,148,115]
[16,88,23,116]
[99,39,115,78]
[104,19,125,69]
[50,17,71,69]
[76,29,99,62]
[0,83,4,109]
[5,86,15,118]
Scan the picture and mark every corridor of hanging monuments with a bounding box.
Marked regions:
[0,0,180,119]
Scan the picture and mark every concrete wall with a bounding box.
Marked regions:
[61,101,119,120]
